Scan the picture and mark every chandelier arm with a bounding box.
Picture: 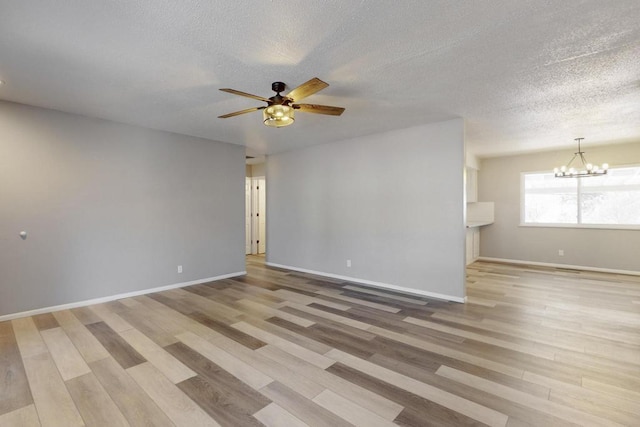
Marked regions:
[565,153,579,169]
[578,152,589,168]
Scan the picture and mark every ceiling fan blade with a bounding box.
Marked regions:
[285,78,329,101]
[293,104,345,116]
[218,106,265,118]
[219,88,270,103]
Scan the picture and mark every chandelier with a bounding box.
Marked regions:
[554,138,608,178]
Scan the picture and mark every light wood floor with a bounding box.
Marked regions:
[1,256,639,426]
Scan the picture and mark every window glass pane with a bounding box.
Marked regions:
[523,173,577,223]
[580,167,640,225]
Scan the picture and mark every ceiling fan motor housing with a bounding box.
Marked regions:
[272,81,286,94]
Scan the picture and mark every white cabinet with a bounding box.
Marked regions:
[465,166,491,265]
[466,227,480,265]
[473,228,480,259]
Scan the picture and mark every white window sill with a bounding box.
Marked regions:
[519,223,640,231]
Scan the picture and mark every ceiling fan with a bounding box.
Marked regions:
[218,77,345,127]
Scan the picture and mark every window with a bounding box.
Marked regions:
[522,165,640,228]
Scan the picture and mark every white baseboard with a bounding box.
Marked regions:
[266,262,466,303]
[477,257,640,276]
[0,271,246,322]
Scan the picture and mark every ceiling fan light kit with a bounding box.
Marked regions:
[219,77,344,128]
[263,104,294,127]
[554,138,609,178]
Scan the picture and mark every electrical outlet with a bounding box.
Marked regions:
[177,265,183,273]
[346,259,352,268]
[558,250,564,256]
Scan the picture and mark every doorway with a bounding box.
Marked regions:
[245,175,266,255]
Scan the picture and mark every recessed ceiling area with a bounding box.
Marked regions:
[0,1,638,157]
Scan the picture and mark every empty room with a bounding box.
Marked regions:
[1,2,639,426]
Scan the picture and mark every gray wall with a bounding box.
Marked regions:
[0,101,245,317]
[479,141,640,272]
[266,119,466,300]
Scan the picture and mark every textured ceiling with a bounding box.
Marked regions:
[0,1,639,157]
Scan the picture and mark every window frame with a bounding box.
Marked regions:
[520,163,640,231]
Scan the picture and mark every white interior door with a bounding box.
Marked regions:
[248,176,266,255]
[245,178,252,254]
[257,178,266,254]
[251,178,259,254]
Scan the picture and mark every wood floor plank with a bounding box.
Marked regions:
[70,307,102,326]
[166,341,271,413]
[312,389,396,427]
[232,321,334,369]
[169,288,243,321]
[189,310,267,350]
[31,314,60,331]
[175,330,273,390]
[275,306,378,341]
[581,376,640,403]
[432,313,583,353]
[327,362,482,427]
[257,344,403,421]
[243,317,333,354]
[108,301,180,347]
[0,404,41,427]
[66,372,129,427]
[86,322,146,369]
[136,297,323,399]
[89,304,134,333]
[548,389,639,426]
[326,349,509,427]
[0,321,33,416]
[202,328,325,399]
[403,316,556,360]
[259,381,353,427]
[119,327,196,384]
[176,375,265,427]
[283,302,372,330]
[132,294,197,334]
[368,325,524,378]
[341,285,429,305]
[265,316,376,360]
[51,311,110,364]
[367,353,574,427]
[165,341,270,426]
[11,317,47,358]
[315,290,401,313]
[40,327,91,381]
[21,352,84,427]
[118,297,141,308]
[274,289,352,311]
[522,371,640,416]
[435,365,619,427]
[127,362,220,427]
[89,357,174,427]
[235,298,316,327]
[253,402,310,427]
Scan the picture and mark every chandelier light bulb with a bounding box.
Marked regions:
[586,163,593,170]
[602,163,609,170]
